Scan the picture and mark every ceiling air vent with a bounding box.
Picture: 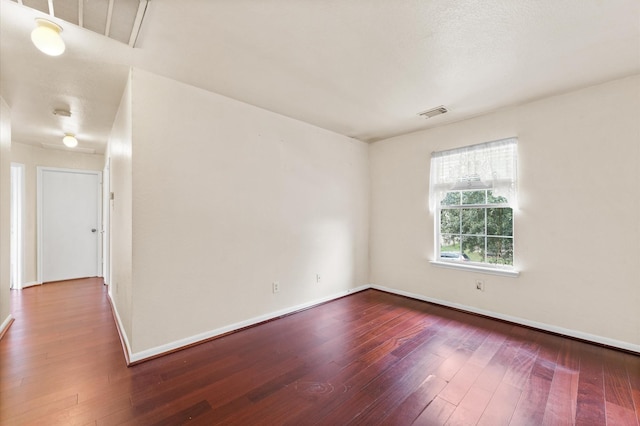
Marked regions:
[53,109,72,117]
[418,106,448,119]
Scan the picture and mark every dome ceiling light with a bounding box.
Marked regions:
[31,18,65,56]
[63,134,78,148]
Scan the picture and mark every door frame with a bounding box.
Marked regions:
[37,167,103,284]
[102,158,110,286]
[10,163,25,290]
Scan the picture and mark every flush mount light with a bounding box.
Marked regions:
[31,18,65,56]
[418,105,448,119]
[63,134,78,148]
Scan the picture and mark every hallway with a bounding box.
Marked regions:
[1,279,127,424]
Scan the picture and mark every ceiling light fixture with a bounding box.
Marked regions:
[418,105,448,119]
[31,18,66,56]
[63,134,78,148]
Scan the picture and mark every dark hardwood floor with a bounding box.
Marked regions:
[1,278,638,425]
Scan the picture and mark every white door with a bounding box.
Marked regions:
[38,168,102,283]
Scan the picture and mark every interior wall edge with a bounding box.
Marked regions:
[371,284,640,354]
[107,292,133,365]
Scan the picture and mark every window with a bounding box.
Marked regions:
[439,189,513,265]
[430,138,517,270]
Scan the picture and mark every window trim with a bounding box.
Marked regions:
[429,259,520,277]
[430,138,519,274]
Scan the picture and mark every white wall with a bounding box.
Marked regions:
[0,97,11,334]
[370,75,640,348]
[110,69,370,356]
[107,72,134,344]
[10,143,104,286]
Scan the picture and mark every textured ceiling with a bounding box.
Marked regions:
[1,0,639,154]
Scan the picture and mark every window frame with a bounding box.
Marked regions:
[429,137,520,277]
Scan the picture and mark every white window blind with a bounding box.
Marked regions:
[429,138,518,210]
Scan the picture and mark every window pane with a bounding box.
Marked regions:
[487,208,513,236]
[461,208,485,235]
[462,236,484,262]
[462,190,486,205]
[488,191,508,204]
[441,192,461,206]
[487,237,513,265]
[440,209,460,234]
[440,235,461,258]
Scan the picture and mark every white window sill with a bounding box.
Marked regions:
[430,260,520,277]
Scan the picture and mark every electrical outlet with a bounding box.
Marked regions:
[272,281,280,293]
[475,279,485,291]
[316,274,321,283]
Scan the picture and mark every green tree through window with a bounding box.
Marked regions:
[438,190,513,266]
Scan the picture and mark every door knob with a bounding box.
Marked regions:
[91,228,97,233]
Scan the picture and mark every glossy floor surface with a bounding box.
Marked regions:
[1,279,638,425]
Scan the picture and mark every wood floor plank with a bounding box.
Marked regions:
[413,396,456,425]
[603,349,636,409]
[438,361,484,405]
[575,343,607,425]
[444,384,493,426]
[34,394,132,426]
[345,352,446,425]
[476,381,521,426]
[502,330,541,391]
[541,339,580,425]
[541,366,577,426]
[605,401,639,426]
[509,372,554,425]
[381,374,448,425]
[1,393,79,425]
[466,329,508,369]
[625,352,640,420]
[310,344,444,424]
[474,331,524,393]
[1,279,638,425]
[280,319,450,423]
[509,333,561,425]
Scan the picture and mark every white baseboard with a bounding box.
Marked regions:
[120,285,370,364]
[0,314,14,340]
[371,284,640,354]
[21,281,41,289]
[108,282,638,364]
